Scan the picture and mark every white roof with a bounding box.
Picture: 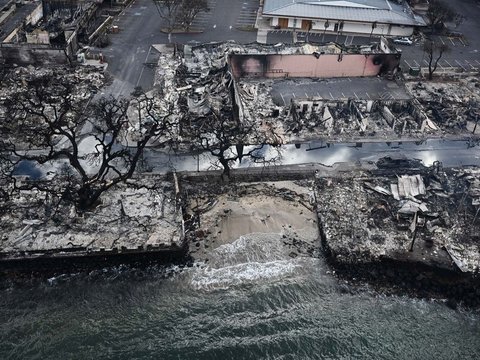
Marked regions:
[263,0,426,26]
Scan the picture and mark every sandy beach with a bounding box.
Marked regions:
[186,181,320,260]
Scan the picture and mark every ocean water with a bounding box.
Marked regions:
[1,234,479,359]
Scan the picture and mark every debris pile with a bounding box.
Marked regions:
[406,77,480,135]
[11,1,98,46]
[149,42,480,146]
[0,176,183,260]
[148,43,238,148]
[0,65,107,147]
[0,65,106,101]
[238,86,441,142]
[316,161,480,273]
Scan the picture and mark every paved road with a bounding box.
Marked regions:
[100,2,163,97]
[143,139,480,173]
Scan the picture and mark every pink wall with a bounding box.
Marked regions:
[229,54,400,79]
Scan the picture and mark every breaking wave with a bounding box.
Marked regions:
[188,233,313,290]
[190,260,301,290]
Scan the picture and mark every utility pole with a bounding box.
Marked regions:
[322,20,329,42]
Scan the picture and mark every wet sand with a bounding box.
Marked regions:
[187,181,319,260]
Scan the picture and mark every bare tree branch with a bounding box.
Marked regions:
[424,40,450,80]
[426,0,456,33]
[186,110,281,179]
[1,76,171,211]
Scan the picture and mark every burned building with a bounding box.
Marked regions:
[315,160,480,274]
[153,41,479,148]
[312,159,480,307]
[317,158,480,272]
[152,40,410,145]
[228,39,401,79]
[0,0,102,66]
[406,78,480,136]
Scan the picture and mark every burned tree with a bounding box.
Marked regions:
[424,40,450,80]
[1,75,171,212]
[189,111,281,179]
[426,0,456,33]
[153,0,183,43]
[177,0,210,32]
[153,0,210,39]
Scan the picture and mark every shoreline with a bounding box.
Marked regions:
[0,245,189,277]
[1,166,479,308]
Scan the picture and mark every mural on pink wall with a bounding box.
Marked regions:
[229,53,401,79]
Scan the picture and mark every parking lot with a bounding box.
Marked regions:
[270,77,411,105]
[188,0,259,32]
[104,0,480,99]
[403,57,480,72]
[265,0,480,73]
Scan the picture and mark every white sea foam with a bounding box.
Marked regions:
[190,260,300,290]
[209,233,289,266]
[189,233,302,290]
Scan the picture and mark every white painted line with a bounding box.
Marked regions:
[438,61,445,70]
[439,37,445,45]
[465,60,475,69]
[280,93,286,106]
[316,92,321,97]
[423,59,429,65]
[444,59,454,68]
[305,92,309,97]
[341,92,345,97]
[459,38,467,46]
[475,60,480,65]
[449,38,455,46]
[136,45,152,87]
[354,92,359,100]
[366,92,371,99]
[413,60,420,67]
[292,92,296,98]
[329,92,334,99]
[404,59,412,68]
[455,60,467,71]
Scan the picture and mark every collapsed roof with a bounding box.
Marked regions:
[316,162,480,273]
[151,41,480,145]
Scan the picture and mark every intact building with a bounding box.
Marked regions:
[259,0,426,37]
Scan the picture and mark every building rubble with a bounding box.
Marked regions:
[0,64,106,99]
[237,86,441,142]
[0,65,108,148]
[406,77,480,135]
[142,41,480,147]
[0,176,183,260]
[0,0,104,66]
[315,160,480,273]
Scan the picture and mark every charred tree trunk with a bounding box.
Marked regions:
[76,185,103,212]
[219,156,231,179]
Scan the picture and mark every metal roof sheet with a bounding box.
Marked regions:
[263,0,426,26]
